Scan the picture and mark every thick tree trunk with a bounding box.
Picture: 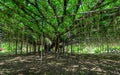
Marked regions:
[48,39,65,53]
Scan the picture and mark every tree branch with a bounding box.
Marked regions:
[91,0,104,10]
[61,0,69,23]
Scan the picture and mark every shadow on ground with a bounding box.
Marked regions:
[0,53,120,75]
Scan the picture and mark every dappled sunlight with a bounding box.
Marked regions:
[6,56,22,62]
[0,54,120,74]
[0,62,4,65]
[47,61,56,66]
[81,65,88,70]
[91,67,103,72]
[46,55,55,59]
[56,63,64,66]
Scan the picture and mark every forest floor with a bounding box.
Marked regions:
[0,53,120,75]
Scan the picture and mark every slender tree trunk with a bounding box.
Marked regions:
[20,42,23,54]
[0,33,1,48]
[37,36,41,53]
[62,42,65,53]
[38,44,40,53]
[8,32,11,51]
[55,36,59,53]
[15,32,18,55]
[20,33,24,54]
[26,36,28,54]
[71,44,73,54]
[30,43,32,54]
[33,41,36,54]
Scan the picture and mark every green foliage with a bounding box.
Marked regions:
[94,47,102,53]
[94,45,120,54]
[1,43,15,53]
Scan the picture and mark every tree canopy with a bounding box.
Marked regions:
[0,0,120,51]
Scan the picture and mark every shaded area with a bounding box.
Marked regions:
[0,53,120,75]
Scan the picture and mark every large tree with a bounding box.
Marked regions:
[0,0,120,52]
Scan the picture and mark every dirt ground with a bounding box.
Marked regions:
[0,53,120,75]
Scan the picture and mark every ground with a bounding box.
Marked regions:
[0,53,120,75]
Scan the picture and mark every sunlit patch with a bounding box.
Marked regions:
[46,55,54,59]
[48,61,56,65]
[56,63,64,66]
[6,57,21,62]
[0,62,4,65]
[63,64,79,72]
[71,65,79,68]
[91,67,103,72]
[30,67,36,70]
